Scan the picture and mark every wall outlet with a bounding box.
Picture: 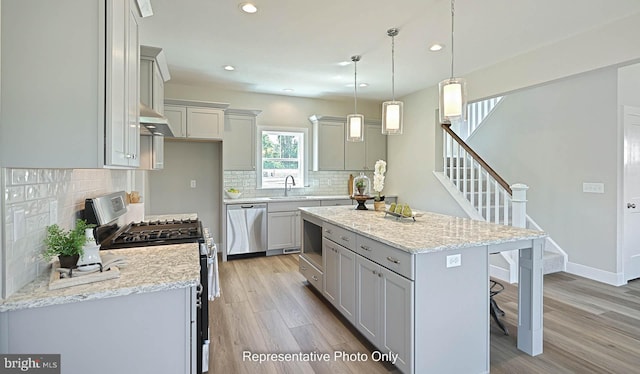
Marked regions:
[190,180,197,188]
[583,182,604,194]
[446,254,461,268]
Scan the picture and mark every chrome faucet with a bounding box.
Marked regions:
[284,175,296,196]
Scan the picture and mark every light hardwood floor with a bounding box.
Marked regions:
[209,254,640,373]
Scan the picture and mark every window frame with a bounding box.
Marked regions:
[257,126,309,189]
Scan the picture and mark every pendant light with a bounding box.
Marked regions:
[347,55,364,142]
[439,0,467,125]
[382,28,403,135]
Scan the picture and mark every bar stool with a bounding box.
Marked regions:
[490,280,509,335]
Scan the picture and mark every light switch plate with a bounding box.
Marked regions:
[583,182,605,194]
[190,180,197,188]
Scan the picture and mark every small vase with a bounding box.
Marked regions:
[374,201,386,211]
[58,254,79,269]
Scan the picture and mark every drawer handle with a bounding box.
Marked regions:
[325,229,332,234]
[372,270,377,275]
[360,245,371,251]
[301,265,307,271]
[340,236,350,242]
[311,275,319,281]
[387,256,400,264]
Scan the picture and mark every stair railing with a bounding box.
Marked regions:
[442,123,521,226]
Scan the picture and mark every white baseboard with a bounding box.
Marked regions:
[490,265,513,284]
[566,262,626,286]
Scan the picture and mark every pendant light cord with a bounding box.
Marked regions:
[450,0,455,80]
[352,56,359,114]
[391,33,396,101]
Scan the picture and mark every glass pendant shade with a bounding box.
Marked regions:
[382,100,403,135]
[438,77,467,124]
[347,114,364,142]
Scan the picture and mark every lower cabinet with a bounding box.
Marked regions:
[322,238,356,324]
[267,211,299,250]
[1,287,196,373]
[355,253,414,374]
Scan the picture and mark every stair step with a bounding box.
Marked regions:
[543,252,565,274]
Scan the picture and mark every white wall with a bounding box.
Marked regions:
[468,68,619,274]
[148,141,222,240]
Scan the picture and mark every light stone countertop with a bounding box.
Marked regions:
[0,243,200,312]
[300,205,547,254]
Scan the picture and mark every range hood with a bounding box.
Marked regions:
[139,103,174,136]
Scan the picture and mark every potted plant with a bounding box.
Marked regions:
[43,219,91,268]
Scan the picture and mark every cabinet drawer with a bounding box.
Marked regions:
[320,199,353,206]
[323,222,355,251]
[299,255,323,291]
[357,235,414,280]
[268,200,321,213]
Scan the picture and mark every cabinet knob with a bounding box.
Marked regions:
[372,270,377,275]
[378,272,383,278]
[301,266,307,271]
[325,229,332,234]
[311,275,319,281]
[628,203,637,209]
[125,154,132,159]
[360,245,371,251]
[340,236,350,242]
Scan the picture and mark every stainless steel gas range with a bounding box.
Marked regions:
[84,191,213,374]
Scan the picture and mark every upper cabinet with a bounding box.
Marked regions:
[140,46,171,115]
[223,109,261,171]
[164,99,229,140]
[0,0,141,168]
[310,115,387,171]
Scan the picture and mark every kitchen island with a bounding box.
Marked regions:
[0,243,200,374]
[299,206,546,374]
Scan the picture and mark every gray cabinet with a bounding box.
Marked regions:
[267,211,298,250]
[355,254,413,374]
[310,115,386,171]
[223,109,261,170]
[1,0,141,168]
[139,46,170,170]
[322,237,356,324]
[165,100,229,140]
[1,287,196,374]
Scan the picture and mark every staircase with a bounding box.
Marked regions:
[436,98,566,283]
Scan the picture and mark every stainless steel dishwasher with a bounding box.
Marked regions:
[226,203,267,256]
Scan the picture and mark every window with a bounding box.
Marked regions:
[259,129,306,189]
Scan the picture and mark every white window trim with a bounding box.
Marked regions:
[257,126,309,189]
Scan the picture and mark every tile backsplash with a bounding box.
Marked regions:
[223,170,374,198]
[1,168,129,298]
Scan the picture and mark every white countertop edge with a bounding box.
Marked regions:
[223,194,398,204]
[0,280,198,313]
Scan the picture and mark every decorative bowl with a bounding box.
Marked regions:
[225,190,242,199]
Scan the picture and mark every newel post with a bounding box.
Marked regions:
[511,183,529,228]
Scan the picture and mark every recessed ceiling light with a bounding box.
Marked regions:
[429,43,444,52]
[239,2,258,14]
[338,61,351,67]
[359,83,368,88]
[146,125,156,129]
[223,65,235,71]
[283,88,294,92]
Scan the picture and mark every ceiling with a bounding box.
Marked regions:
[138,0,640,101]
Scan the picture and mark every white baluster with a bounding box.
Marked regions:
[485,171,491,221]
[477,166,483,215]
[503,191,510,226]
[470,160,476,207]
[462,151,468,197]
[494,180,500,223]
[455,142,461,190]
